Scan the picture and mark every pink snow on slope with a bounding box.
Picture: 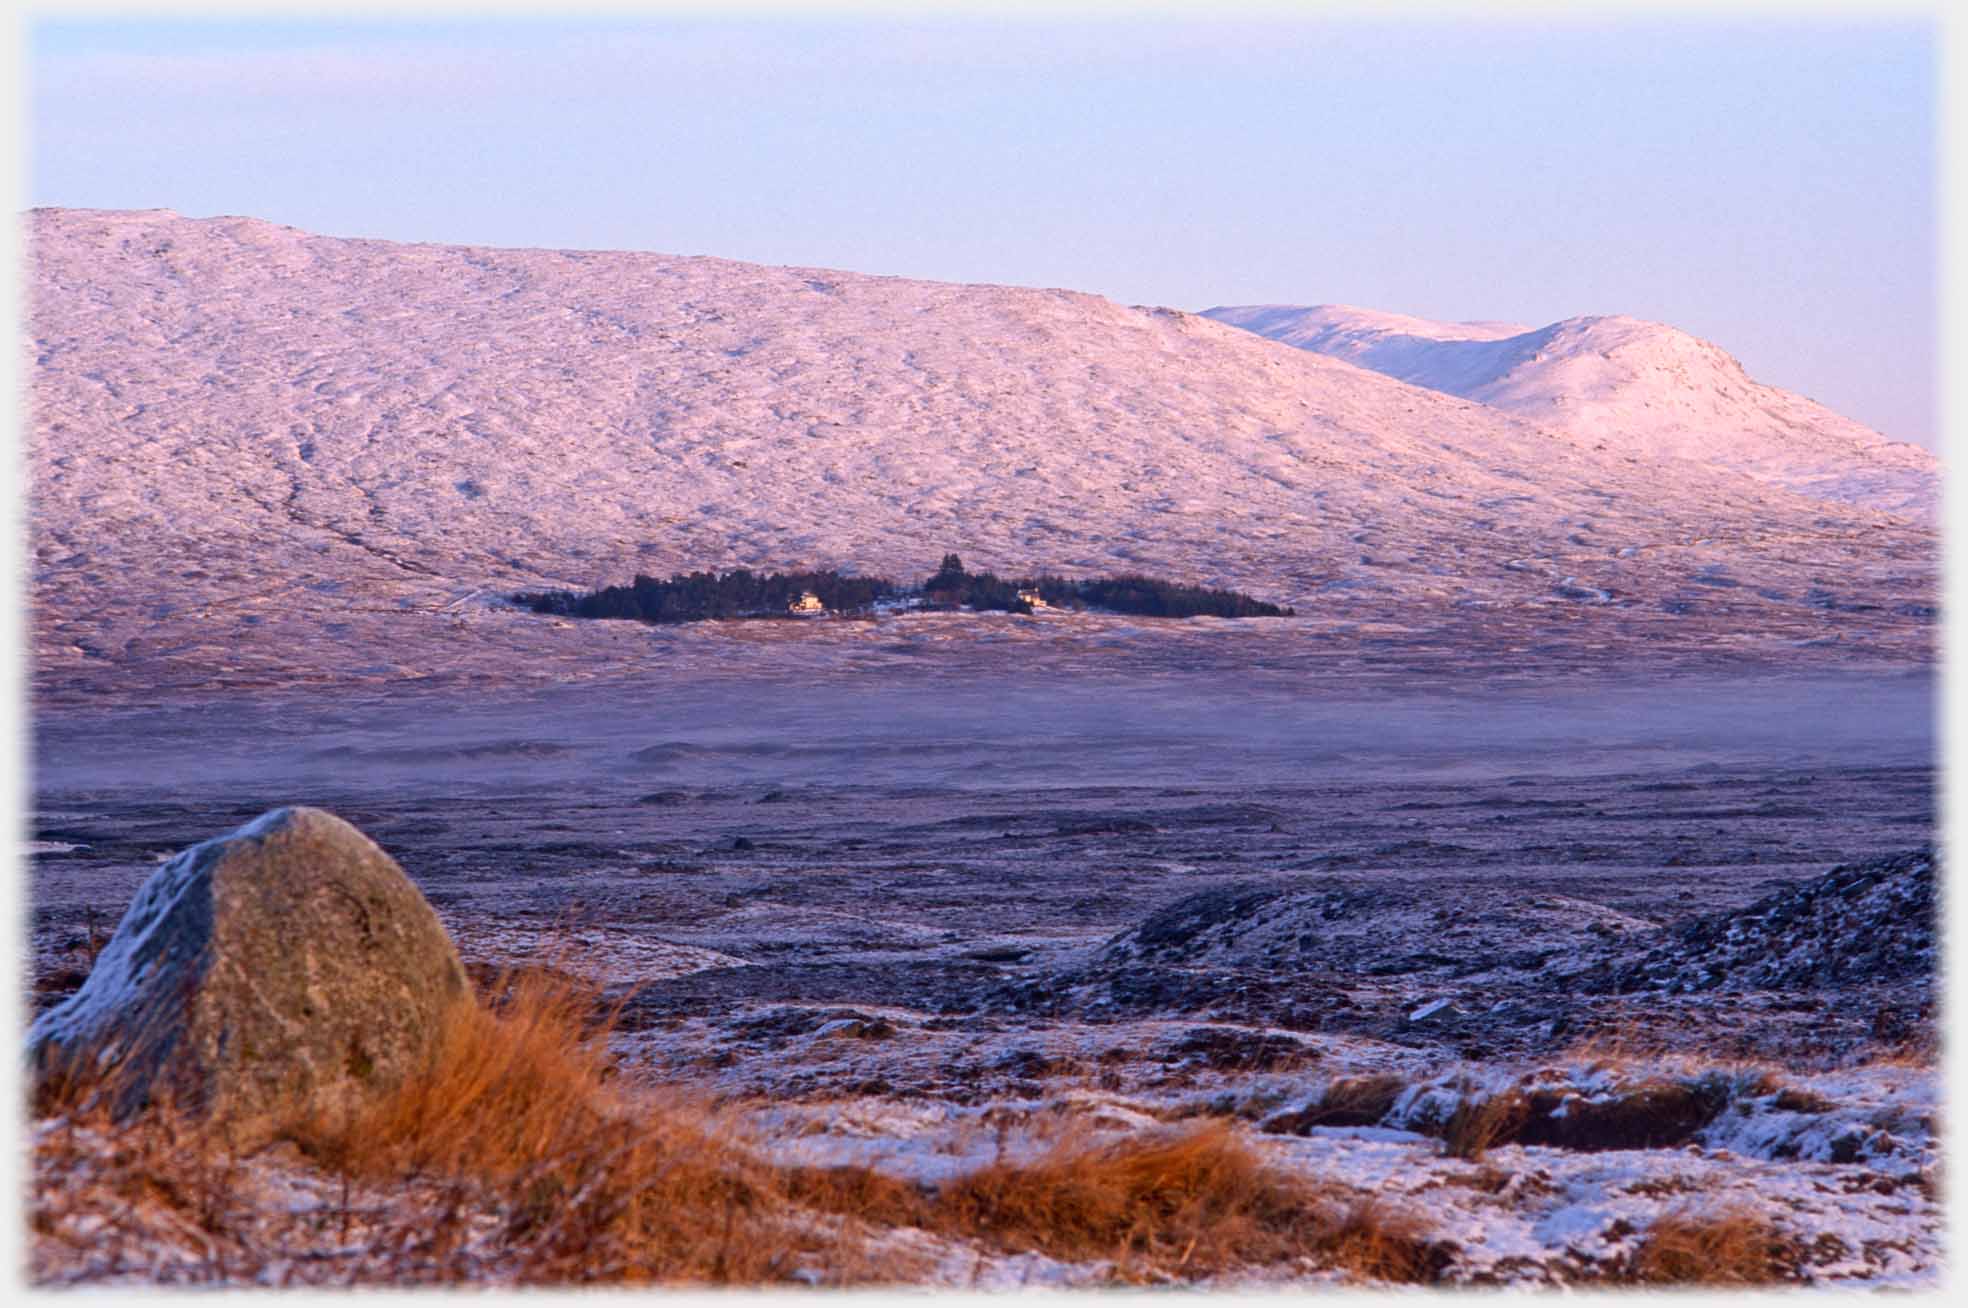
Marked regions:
[1203,304,1935,519]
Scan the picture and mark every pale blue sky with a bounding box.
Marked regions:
[28,15,1938,450]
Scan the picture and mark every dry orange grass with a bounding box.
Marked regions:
[935,1119,1299,1274]
[295,966,630,1180]
[288,966,816,1284]
[34,964,1452,1287]
[928,1118,1448,1282]
[1315,1198,1456,1283]
[1439,1091,1531,1162]
[1623,1206,1799,1285]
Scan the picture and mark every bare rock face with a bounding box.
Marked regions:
[27,807,471,1149]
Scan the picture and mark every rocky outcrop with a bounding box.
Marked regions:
[1608,847,1937,994]
[1095,879,1655,977]
[27,807,471,1150]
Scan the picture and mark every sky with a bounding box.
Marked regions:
[25,12,1939,450]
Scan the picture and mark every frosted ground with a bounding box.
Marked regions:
[24,209,1940,1285]
[29,673,1939,1285]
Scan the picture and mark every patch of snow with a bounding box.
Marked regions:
[1204,304,1937,518]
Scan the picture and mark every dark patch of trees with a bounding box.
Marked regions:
[516,568,896,624]
[1051,574,1293,618]
[516,554,1293,626]
[921,553,1030,613]
[924,554,1294,619]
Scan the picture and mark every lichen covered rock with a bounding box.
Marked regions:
[27,806,470,1149]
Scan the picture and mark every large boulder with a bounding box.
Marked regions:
[27,806,471,1149]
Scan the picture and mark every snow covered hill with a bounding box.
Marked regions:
[1201,304,1936,519]
[25,209,1936,696]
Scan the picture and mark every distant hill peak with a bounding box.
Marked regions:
[1201,302,1934,519]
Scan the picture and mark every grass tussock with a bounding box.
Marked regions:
[927,1118,1447,1282]
[934,1119,1295,1272]
[286,966,808,1284]
[295,966,630,1180]
[1440,1092,1531,1161]
[1316,1199,1456,1284]
[1263,1074,1407,1135]
[1419,1070,1782,1158]
[1623,1207,1799,1285]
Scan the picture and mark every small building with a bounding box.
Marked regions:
[788,591,826,616]
[1016,589,1050,611]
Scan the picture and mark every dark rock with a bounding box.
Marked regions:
[1405,997,1464,1027]
[728,1006,896,1042]
[961,944,1034,964]
[1601,848,1936,995]
[813,1015,896,1040]
[992,1047,1066,1078]
[1166,1025,1316,1072]
[1111,883,1285,955]
[27,807,471,1150]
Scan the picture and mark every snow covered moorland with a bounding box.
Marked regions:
[1201,303,1937,519]
[24,209,1940,1287]
[27,207,1936,699]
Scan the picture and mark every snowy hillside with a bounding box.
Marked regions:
[1202,305,1936,518]
[26,209,1936,696]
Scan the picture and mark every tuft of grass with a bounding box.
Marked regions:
[292,965,628,1180]
[781,1162,932,1231]
[1516,1079,1730,1153]
[1424,1068,1783,1157]
[933,1119,1286,1273]
[1263,1074,1407,1135]
[1623,1207,1799,1285]
[286,965,809,1284]
[1440,1091,1530,1161]
[926,1118,1447,1282]
[1312,1199,1456,1284]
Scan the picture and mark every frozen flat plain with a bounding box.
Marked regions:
[28,670,1939,1286]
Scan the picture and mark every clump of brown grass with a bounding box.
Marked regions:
[1440,1092,1530,1161]
[1420,1068,1779,1158]
[924,1118,1448,1282]
[1313,1199,1456,1284]
[781,1162,932,1232]
[295,966,627,1180]
[1622,1206,1799,1285]
[932,1119,1289,1273]
[1263,1074,1407,1135]
[1516,1078,1732,1153]
[287,966,813,1284]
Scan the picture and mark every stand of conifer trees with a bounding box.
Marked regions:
[515,554,1293,624]
[516,568,894,623]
